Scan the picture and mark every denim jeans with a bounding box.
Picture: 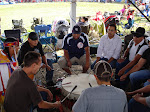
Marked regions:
[91,57,116,69]
[115,58,130,74]
[130,70,150,91]
[115,58,135,90]
[128,98,150,112]
[144,80,150,87]
[46,59,54,84]
[30,92,49,112]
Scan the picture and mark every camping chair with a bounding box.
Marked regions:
[120,18,135,34]
[4,29,29,46]
[12,19,27,33]
[4,29,21,42]
[34,25,58,63]
[80,25,90,35]
[3,29,26,48]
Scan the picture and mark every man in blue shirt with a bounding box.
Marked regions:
[58,25,90,75]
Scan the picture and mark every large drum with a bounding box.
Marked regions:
[61,73,98,111]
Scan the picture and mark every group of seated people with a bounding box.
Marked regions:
[119,4,132,16]
[1,23,150,112]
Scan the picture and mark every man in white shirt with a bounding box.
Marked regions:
[115,27,148,90]
[91,24,122,69]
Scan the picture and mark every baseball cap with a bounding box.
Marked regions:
[28,32,39,40]
[94,60,112,78]
[72,25,81,34]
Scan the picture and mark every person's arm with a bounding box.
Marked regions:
[120,58,146,81]
[127,84,150,96]
[29,81,61,109]
[38,100,61,109]
[118,54,141,76]
[117,48,129,64]
[109,38,122,64]
[96,57,100,63]
[107,57,114,63]
[96,36,104,62]
[133,94,147,106]
[17,45,28,66]
[42,55,51,71]
[111,37,122,60]
[123,48,130,59]
[64,49,71,67]
[37,86,53,101]
[84,46,90,69]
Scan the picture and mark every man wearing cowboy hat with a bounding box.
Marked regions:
[116,27,149,90]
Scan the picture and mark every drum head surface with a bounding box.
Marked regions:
[61,73,98,99]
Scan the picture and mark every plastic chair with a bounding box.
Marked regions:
[34,25,58,62]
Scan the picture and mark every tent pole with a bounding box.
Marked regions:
[70,0,76,32]
[128,0,150,22]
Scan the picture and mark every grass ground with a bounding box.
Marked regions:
[1,2,150,36]
[0,2,127,33]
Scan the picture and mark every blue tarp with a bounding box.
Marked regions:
[115,0,122,2]
[0,1,15,5]
[0,1,9,5]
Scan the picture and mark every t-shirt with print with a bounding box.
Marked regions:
[62,33,89,59]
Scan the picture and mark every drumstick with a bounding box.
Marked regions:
[47,82,71,88]
[89,83,92,87]
[62,82,71,85]
[71,68,78,75]
[61,85,77,103]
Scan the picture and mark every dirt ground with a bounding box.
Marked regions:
[45,49,95,83]
[52,63,94,83]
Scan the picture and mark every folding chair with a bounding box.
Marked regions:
[120,19,135,34]
[12,19,27,33]
[4,29,21,42]
[34,25,58,63]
